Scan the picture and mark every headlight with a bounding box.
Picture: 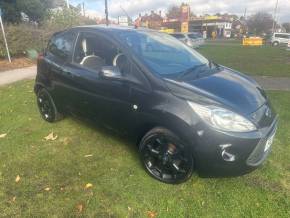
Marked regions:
[188,101,257,132]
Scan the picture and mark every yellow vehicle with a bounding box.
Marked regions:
[242,37,263,46]
[160,28,175,34]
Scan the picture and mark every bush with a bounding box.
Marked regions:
[0,9,96,58]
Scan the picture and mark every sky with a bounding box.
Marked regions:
[70,0,290,23]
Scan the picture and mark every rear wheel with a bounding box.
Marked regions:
[272,41,279,46]
[139,127,194,184]
[36,88,63,123]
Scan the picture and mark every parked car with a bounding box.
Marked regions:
[170,32,204,48]
[35,26,278,184]
[271,32,290,46]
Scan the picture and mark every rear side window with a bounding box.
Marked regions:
[47,31,76,60]
[274,34,290,39]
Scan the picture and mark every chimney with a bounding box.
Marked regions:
[159,10,162,16]
[139,13,141,18]
[151,10,154,15]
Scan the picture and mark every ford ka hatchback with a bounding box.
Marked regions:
[35,26,278,184]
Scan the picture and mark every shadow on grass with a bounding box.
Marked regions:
[69,114,140,161]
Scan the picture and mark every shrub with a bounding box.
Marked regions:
[0,24,46,58]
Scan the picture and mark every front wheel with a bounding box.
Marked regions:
[139,127,194,184]
[272,41,279,46]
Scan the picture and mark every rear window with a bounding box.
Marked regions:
[47,31,76,59]
[188,33,202,39]
[171,34,185,39]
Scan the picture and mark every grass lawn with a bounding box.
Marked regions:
[198,41,290,77]
[0,80,289,217]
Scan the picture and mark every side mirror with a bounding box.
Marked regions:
[100,66,123,80]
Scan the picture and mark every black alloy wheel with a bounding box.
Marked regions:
[139,127,194,184]
[37,88,62,123]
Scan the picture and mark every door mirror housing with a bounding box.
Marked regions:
[100,66,123,80]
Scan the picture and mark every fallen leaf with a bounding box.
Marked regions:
[0,133,7,139]
[44,132,58,141]
[12,196,16,202]
[15,175,21,183]
[76,203,84,213]
[63,137,70,145]
[85,183,93,189]
[84,154,93,158]
[147,211,157,218]
[44,187,50,191]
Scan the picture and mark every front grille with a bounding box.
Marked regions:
[246,122,277,166]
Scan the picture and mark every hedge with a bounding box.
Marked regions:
[0,9,96,58]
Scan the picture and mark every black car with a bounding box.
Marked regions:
[35,26,278,184]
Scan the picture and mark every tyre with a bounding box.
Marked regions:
[139,127,194,184]
[36,88,63,123]
[272,41,279,46]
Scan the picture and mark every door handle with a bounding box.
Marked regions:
[64,71,81,79]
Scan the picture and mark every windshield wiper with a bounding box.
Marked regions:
[209,60,220,70]
[177,64,207,80]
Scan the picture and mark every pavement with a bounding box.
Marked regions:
[252,76,290,91]
[0,66,289,91]
[0,66,36,86]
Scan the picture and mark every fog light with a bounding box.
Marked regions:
[219,144,236,162]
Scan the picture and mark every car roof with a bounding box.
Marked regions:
[274,32,290,35]
[68,25,155,34]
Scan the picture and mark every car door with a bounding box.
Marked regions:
[65,31,151,132]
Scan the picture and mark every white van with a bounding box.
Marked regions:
[271,33,290,46]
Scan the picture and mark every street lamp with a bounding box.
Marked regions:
[272,0,279,33]
[66,0,70,9]
[105,0,109,26]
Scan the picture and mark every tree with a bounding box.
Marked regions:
[282,23,290,33]
[0,0,66,23]
[166,5,180,19]
[17,0,49,22]
[247,12,275,35]
[0,0,21,23]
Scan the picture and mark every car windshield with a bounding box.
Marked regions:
[118,31,209,76]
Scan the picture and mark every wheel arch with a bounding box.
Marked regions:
[135,112,197,154]
[34,82,46,94]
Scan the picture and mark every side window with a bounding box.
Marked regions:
[47,31,76,60]
[73,32,120,71]
[73,31,148,86]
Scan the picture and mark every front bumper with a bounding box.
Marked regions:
[192,117,278,177]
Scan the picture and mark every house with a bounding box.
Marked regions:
[135,11,163,29]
